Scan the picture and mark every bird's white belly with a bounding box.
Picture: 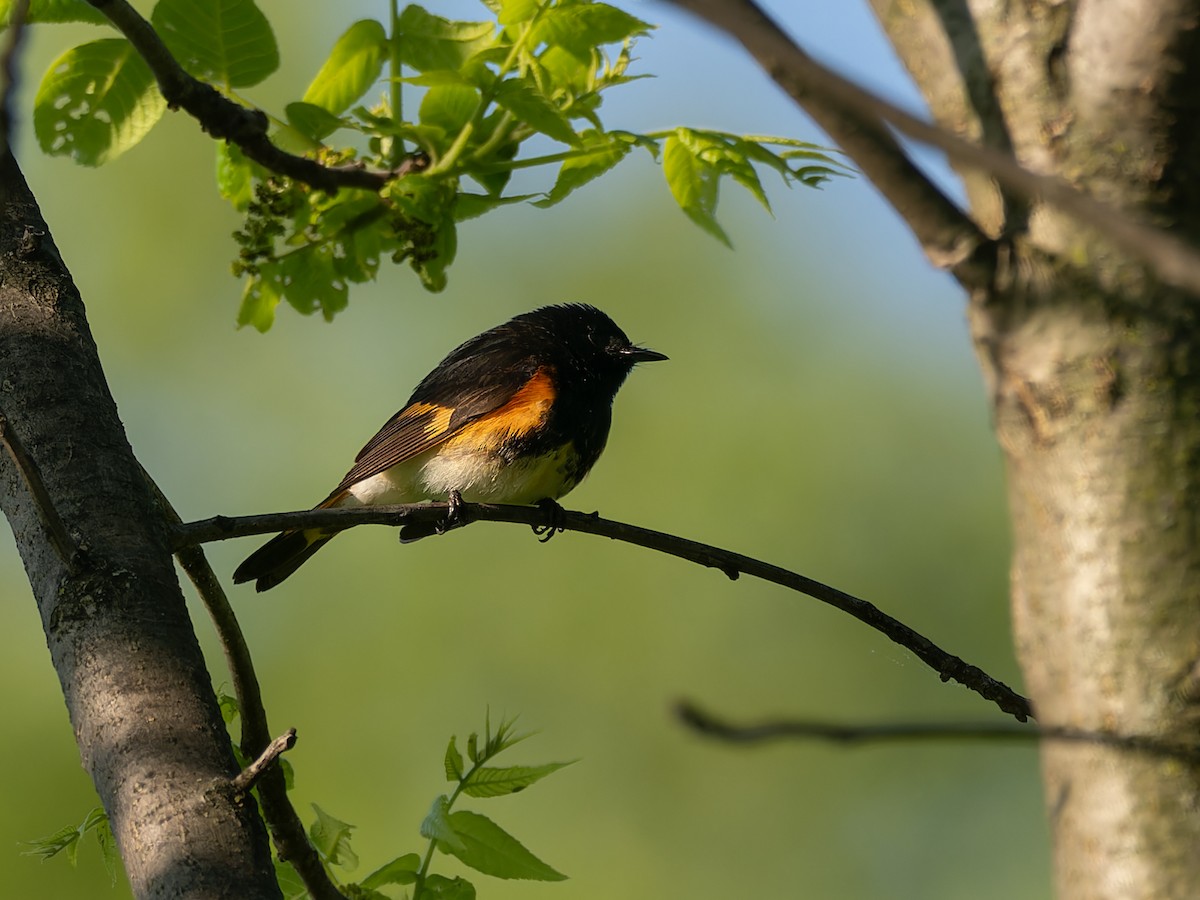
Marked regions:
[340,443,578,508]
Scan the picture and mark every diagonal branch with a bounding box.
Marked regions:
[666,0,1200,296]
[0,409,79,571]
[175,503,1032,723]
[83,0,424,193]
[144,471,347,900]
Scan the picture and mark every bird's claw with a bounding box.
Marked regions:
[532,498,566,543]
[437,490,465,535]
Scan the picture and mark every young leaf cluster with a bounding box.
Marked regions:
[242,706,573,900]
[22,807,118,886]
[303,716,575,900]
[13,0,847,330]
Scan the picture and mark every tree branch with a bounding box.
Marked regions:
[145,472,347,900]
[175,503,1032,723]
[0,409,79,571]
[83,0,425,193]
[666,0,1200,296]
[675,701,1200,761]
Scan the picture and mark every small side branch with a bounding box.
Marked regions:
[0,410,78,571]
[231,728,296,795]
[676,702,1200,761]
[83,0,423,193]
[175,503,1033,722]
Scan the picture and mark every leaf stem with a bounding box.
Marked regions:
[388,0,404,165]
[426,2,547,175]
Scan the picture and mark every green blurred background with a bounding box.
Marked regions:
[0,2,1050,898]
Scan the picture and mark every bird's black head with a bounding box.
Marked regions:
[516,303,667,391]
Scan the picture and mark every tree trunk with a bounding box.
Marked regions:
[869,2,1200,897]
[0,150,281,898]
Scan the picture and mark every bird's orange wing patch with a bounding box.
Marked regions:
[443,369,557,450]
[323,369,556,502]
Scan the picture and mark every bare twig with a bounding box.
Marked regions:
[175,503,1032,722]
[675,702,1200,761]
[144,472,346,900]
[0,410,78,570]
[232,728,297,795]
[666,0,1200,295]
[83,0,425,193]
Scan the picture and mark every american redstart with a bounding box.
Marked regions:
[233,303,666,591]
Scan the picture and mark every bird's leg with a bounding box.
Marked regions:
[532,497,566,543]
[436,489,466,535]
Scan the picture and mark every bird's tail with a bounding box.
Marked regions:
[233,527,335,592]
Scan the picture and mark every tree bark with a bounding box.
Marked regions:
[868,2,1200,897]
[0,150,281,898]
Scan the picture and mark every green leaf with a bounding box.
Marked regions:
[302,19,387,115]
[531,3,652,58]
[215,688,240,724]
[215,141,259,211]
[151,0,279,89]
[274,858,307,900]
[280,243,350,321]
[21,823,81,862]
[440,811,566,881]
[284,101,345,142]
[676,128,771,214]
[419,83,480,136]
[396,6,496,73]
[360,853,421,889]
[454,192,536,222]
[2,0,109,25]
[497,0,539,25]
[237,266,282,332]
[308,804,358,871]
[420,795,465,852]
[423,874,477,900]
[89,810,118,886]
[445,735,465,782]
[535,129,630,207]
[662,130,729,246]
[22,807,112,874]
[34,38,166,166]
[492,80,579,147]
[461,760,575,798]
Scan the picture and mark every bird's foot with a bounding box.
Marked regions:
[437,489,465,535]
[532,498,566,543]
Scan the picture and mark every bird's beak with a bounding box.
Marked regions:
[624,345,668,363]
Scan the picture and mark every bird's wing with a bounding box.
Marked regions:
[324,365,548,499]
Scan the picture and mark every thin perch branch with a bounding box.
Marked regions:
[675,702,1200,761]
[665,0,1200,295]
[175,502,1033,722]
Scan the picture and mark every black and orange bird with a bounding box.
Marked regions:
[233,303,667,591]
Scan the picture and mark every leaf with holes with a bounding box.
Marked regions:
[34,38,166,165]
[151,0,279,89]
